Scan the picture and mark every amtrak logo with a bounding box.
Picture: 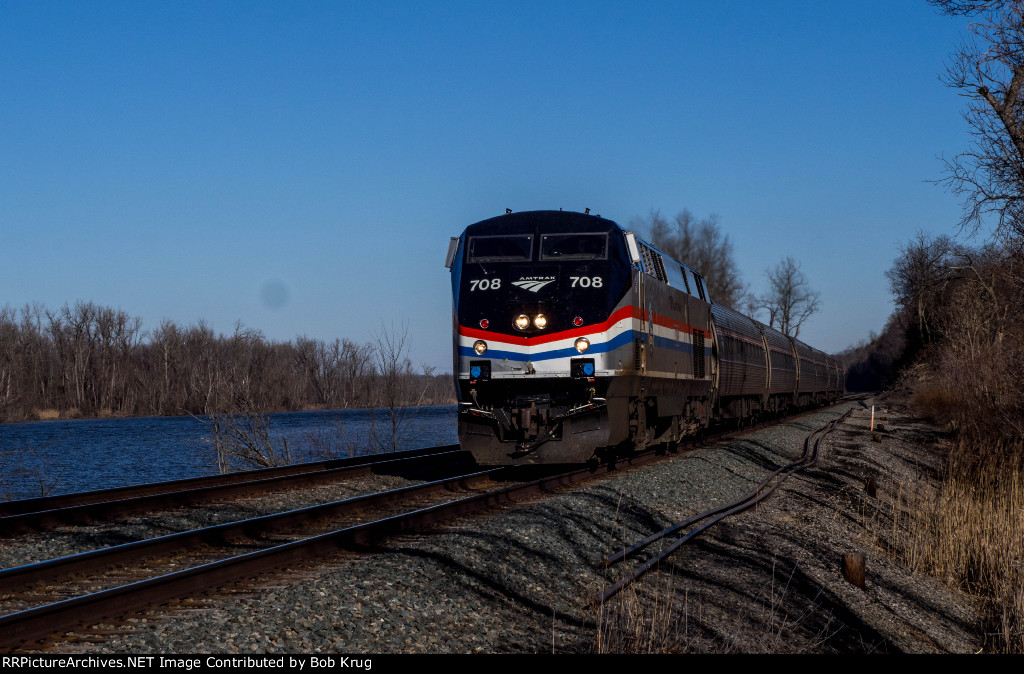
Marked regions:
[512,277,556,293]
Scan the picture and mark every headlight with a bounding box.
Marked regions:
[533,314,547,329]
[473,340,487,355]
[574,337,590,353]
[514,314,530,331]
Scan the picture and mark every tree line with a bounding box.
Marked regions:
[632,209,821,338]
[0,302,453,423]
[842,232,1024,451]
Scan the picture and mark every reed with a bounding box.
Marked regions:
[595,571,687,653]
[887,440,1024,653]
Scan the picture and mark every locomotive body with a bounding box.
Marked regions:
[446,210,843,465]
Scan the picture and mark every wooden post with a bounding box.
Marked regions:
[843,552,866,588]
[870,405,875,432]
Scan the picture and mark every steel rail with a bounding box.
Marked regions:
[0,444,463,517]
[0,447,468,535]
[0,467,503,596]
[602,409,845,568]
[597,408,854,603]
[0,449,667,651]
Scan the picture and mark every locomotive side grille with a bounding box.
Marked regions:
[639,245,655,277]
[634,337,642,370]
[638,243,667,282]
[692,329,705,379]
[679,266,691,294]
[652,253,667,282]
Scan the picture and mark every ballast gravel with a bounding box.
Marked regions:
[4,400,985,653]
[0,473,425,570]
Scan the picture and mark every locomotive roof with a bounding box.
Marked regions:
[465,210,621,236]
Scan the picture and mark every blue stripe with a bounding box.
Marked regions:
[647,334,712,357]
[650,334,693,353]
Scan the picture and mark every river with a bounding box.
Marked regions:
[0,405,458,502]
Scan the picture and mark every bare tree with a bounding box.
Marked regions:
[633,209,747,308]
[757,257,820,339]
[372,321,416,452]
[0,308,17,418]
[930,0,1024,241]
[337,338,374,407]
[200,406,293,473]
[885,232,957,343]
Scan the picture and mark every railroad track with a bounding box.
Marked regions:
[0,400,864,651]
[597,406,856,602]
[0,464,510,651]
[0,445,469,535]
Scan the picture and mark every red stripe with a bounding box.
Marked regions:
[640,307,709,338]
[459,305,633,345]
[459,305,709,345]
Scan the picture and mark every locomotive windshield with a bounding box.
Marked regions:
[540,233,608,260]
[467,235,533,262]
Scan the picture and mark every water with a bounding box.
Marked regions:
[0,405,458,502]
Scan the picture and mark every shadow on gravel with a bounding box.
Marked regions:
[657,532,901,652]
[364,404,974,654]
[383,542,596,632]
[708,438,791,474]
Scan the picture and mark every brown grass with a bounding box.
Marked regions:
[909,385,956,425]
[32,408,60,420]
[593,560,837,653]
[595,572,687,653]
[885,442,1024,653]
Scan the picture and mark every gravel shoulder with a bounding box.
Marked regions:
[27,397,984,653]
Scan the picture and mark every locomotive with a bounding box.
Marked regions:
[444,210,844,465]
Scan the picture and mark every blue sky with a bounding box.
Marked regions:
[1,1,973,371]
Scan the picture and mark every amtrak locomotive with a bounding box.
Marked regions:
[445,210,844,465]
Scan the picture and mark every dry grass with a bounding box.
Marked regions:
[909,385,956,425]
[594,560,837,653]
[892,285,1024,652]
[885,443,1024,653]
[595,572,688,653]
[32,408,60,420]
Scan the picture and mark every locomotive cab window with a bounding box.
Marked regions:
[467,235,533,262]
[540,233,608,260]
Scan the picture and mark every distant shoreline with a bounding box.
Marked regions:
[1,400,458,426]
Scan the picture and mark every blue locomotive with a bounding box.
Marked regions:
[445,210,844,465]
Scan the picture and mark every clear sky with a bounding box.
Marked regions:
[1,1,974,371]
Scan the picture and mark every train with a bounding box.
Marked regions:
[444,209,844,465]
